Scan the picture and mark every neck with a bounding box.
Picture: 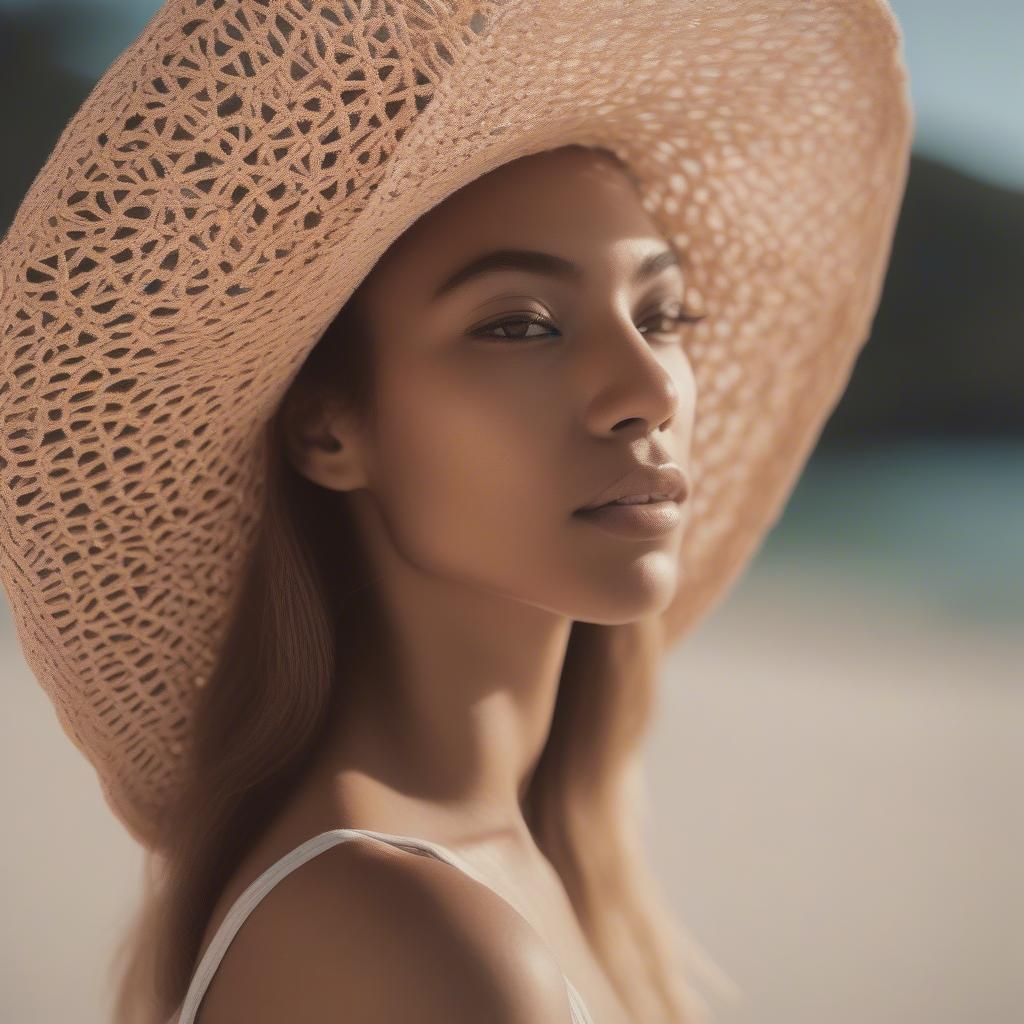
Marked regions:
[302,574,575,846]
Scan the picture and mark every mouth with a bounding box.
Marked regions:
[575,463,689,514]
[572,499,682,539]
[579,494,676,509]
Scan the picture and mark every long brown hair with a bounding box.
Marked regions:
[107,146,735,1024]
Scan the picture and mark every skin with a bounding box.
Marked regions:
[281,145,699,853]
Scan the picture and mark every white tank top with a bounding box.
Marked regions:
[172,827,596,1024]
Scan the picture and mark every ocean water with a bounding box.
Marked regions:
[753,439,1024,633]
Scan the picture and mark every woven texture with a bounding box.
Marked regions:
[0,0,912,848]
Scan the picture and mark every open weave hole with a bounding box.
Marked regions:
[0,0,911,847]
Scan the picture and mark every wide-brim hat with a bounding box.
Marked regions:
[0,0,912,848]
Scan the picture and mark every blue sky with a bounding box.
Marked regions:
[887,0,1022,189]
[3,0,1021,190]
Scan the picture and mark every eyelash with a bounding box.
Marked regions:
[469,304,707,345]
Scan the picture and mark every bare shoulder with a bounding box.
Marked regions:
[196,835,575,1023]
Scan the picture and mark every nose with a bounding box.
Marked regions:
[578,313,690,437]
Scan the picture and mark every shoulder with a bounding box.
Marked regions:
[196,834,574,1024]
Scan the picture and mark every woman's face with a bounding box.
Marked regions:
[314,145,697,626]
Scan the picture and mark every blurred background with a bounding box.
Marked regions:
[0,1,1020,1022]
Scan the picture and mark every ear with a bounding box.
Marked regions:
[280,388,368,494]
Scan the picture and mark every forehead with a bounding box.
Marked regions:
[358,147,669,304]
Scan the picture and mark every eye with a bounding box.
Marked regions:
[637,302,707,339]
[469,313,558,343]
[469,303,706,345]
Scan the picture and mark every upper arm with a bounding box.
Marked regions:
[196,838,575,1023]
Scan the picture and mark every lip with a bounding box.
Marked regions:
[573,501,682,539]
[575,463,689,513]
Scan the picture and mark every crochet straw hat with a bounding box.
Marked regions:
[0,0,912,848]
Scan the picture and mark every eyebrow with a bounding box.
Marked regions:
[431,245,681,300]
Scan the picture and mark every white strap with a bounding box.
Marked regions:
[172,827,594,1023]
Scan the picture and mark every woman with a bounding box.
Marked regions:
[0,2,912,1023]
[174,142,717,1024]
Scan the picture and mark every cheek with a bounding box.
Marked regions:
[667,351,698,446]
[367,355,567,569]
